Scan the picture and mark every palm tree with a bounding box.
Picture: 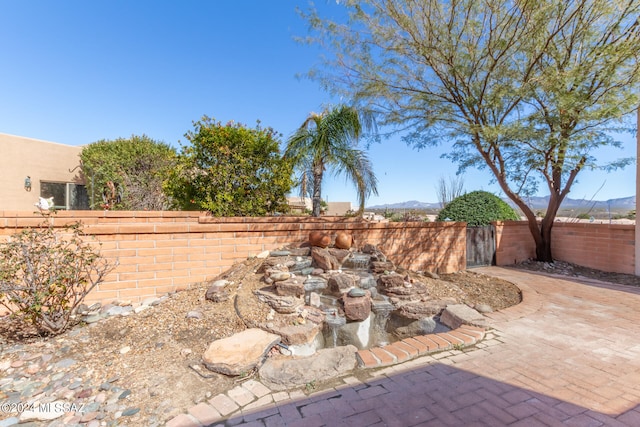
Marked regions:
[285,105,378,217]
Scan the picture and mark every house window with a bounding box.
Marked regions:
[40,182,90,210]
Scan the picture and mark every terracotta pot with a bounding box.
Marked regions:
[334,232,354,250]
[309,231,331,248]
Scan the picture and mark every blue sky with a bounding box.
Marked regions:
[0,1,636,206]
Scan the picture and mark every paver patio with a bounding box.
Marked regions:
[168,267,640,426]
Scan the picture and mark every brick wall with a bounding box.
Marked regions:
[0,211,466,305]
[495,221,635,274]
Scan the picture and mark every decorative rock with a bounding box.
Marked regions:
[348,288,366,297]
[269,271,291,282]
[398,300,451,319]
[84,314,102,324]
[256,250,271,259]
[327,248,351,264]
[308,292,321,308]
[290,259,313,272]
[303,276,328,293]
[259,345,357,391]
[262,321,323,346]
[328,273,358,296]
[395,317,438,338]
[205,280,230,303]
[440,304,487,329]
[269,250,291,257]
[377,274,405,289]
[309,231,331,248]
[342,291,372,321]
[274,277,305,297]
[202,328,281,376]
[334,232,354,249]
[255,289,304,314]
[475,303,493,313]
[371,261,395,273]
[141,296,160,306]
[311,247,341,270]
[289,247,311,256]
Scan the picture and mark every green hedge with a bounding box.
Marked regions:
[436,191,520,226]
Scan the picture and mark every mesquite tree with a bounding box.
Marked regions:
[302,0,640,261]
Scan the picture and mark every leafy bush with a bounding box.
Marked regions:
[166,117,294,216]
[436,191,520,226]
[0,217,115,337]
[576,213,591,220]
[80,135,177,210]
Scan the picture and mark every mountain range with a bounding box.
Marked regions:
[367,195,636,211]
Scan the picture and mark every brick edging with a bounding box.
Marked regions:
[355,324,486,369]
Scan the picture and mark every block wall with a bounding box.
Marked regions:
[495,221,635,274]
[0,211,466,305]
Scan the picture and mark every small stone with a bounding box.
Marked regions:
[256,250,270,259]
[80,411,98,422]
[180,348,192,357]
[53,358,76,369]
[95,392,107,403]
[84,314,102,324]
[99,383,111,391]
[75,388,92,399]
[68,381,83,390]
[119,346,131,354]
[119,389,132,400]
[475,303,493,313]
[134,305,150,314]
[269,250,291,257]
[122,407,140,416]
[10,360,24,368]
[185,311,203,320]
[348,288,366,297]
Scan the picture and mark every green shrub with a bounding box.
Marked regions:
[0,216,115,337]
[436,191,520,226]
[576,213,591,220]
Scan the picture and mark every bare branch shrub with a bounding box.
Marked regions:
[0,216,115,337]
[436,175,465,209]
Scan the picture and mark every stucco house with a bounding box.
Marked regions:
[0,133,88,211]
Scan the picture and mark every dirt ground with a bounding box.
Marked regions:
[3,255,612,424]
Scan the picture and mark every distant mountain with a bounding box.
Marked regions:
[512,195,635,210]
[366,200,441,210]
[367,195,635,211]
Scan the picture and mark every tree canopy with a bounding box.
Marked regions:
[302,0,640,261]
[285,105,378,216]
[79,135,177,210]
[166,117,293,216]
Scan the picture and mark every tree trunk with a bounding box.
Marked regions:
[311,165,323,217]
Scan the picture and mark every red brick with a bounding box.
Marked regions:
[381,343,410,363]
[356,350,380,368]
[370,347,396,366]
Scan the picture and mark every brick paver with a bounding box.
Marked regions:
[167,268,640,426]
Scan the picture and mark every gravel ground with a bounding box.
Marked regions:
[0,254,523,426]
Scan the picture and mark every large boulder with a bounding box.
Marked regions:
[327,273,359,296]
[440,304,487,329]
[342,291,372,321]
[202,329,281,376]
[259,345,358,390]
[311,247,341,271]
